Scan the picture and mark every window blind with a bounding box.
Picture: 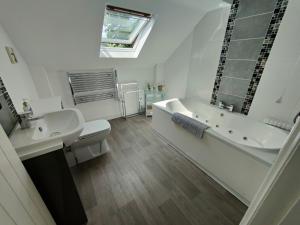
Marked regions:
[68,69,117,105]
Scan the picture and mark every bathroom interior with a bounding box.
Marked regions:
[0,0,299,224]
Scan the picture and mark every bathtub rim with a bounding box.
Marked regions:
[152,102,277,166]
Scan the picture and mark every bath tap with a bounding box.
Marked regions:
[218,101,225,109]
[218,101,234,112]
[225,105,234,112]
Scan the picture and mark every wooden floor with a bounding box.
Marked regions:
[71,116,247,225]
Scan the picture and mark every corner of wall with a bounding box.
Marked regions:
[163,32,194,99]
[29,65,54,99]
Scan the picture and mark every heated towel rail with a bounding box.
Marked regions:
[117,82,143,118]
[68,69,118,105]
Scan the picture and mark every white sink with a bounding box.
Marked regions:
[10,108,84,160]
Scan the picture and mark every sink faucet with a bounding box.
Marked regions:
[218,101,234,112]
[18,109,43,129]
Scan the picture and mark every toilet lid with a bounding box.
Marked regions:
[79,120,111,138]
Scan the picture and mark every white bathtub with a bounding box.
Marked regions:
[152,98,288,205]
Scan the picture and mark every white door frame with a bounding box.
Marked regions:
[0,125,55,225]
[240,119,300,225]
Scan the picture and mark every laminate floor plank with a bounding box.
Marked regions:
[144,158,174,190]
[120,200,150,225]
[71,164,97,210]
[164,149,247,213]
[125,171,170,225]
[193,194,236,225]
[153,154,201,199]
[159,199,192,225]
[132,160,171,206]
[170,186,215,225]
[71,116,247,225]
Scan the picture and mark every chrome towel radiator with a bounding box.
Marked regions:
[68,69,118,105]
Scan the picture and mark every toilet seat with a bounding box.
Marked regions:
[67,119,111,165]
[71,119,111,149]
[79,120,111,140]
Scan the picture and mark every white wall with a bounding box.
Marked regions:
[186,7,230,102]
[0,0,221,70]
[163,6,230,101]
[0,24,38,112]
[163,33,193,99]
[0,0,229,121]
[154,63,164,85]
[37,66,155,121]
[249,0,300,124]
[29,66,54,99]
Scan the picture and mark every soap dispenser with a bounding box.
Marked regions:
[22,99,32,112]
[19,99,33,129]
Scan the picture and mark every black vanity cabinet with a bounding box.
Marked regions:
[23,149,87,225]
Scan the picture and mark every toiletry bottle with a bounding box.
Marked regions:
[22,99,32,112]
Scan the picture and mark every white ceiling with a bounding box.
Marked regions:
[0,0,228,70]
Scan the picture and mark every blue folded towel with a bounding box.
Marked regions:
[171,113,209,138]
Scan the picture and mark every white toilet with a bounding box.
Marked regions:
[66,120,111,166]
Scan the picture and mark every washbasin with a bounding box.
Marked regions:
[10,108,84,159]
[31,109,84,145]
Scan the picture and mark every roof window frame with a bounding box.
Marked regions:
[99,5,154,58]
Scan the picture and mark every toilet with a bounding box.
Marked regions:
[66,120,111,166]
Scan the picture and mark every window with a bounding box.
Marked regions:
[100,5,154,58]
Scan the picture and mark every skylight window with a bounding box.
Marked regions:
[100,5,154,58]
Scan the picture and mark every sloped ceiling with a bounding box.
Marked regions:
[0,0,228,69]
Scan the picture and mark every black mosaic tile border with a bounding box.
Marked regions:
[211,0,289,114]
[0,76,20,120]
[241,0,289,114]
[210,0,240,105]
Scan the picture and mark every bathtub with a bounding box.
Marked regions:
[152,98,288,205]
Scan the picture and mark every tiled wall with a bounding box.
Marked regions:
[0,76,19,135]
[211,0,289,114]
